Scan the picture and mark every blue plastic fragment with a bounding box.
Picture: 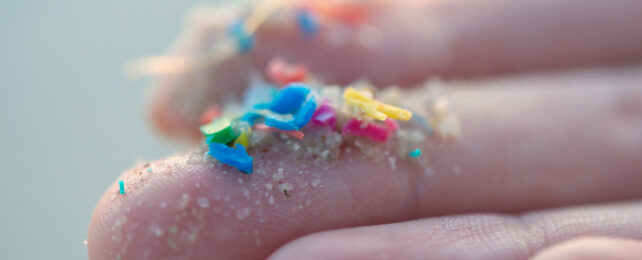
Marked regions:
[261,84,311,114]
[294,98,317,128]
[118,180,125,194]
[241,111,262,126]
[265,115,298,131]
[208,143,253,173]
[228,21,254,53]
[297,9,319,37]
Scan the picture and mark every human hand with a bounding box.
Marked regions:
[88,0,642,259]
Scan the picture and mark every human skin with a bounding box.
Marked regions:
[88,0,642,259]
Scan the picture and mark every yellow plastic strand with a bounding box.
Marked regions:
[343,87,412,121]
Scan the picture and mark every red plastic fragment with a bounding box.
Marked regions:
[341,118,389,142]
[311,102,336,128]
[267,58,308,86]
[305,2,369,25]
[254,123,305,140]
[200,106,221,125]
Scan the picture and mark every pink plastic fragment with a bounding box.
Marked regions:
[267,58,308,86]
[341,118,389,142]
[200,105,221,125]
[384,118,398,131]
[254,123,305,140]
[311,102,336,128]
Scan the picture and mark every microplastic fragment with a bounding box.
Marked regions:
[200,106,221,125]
[385,118,398,131]
[229,21,254,53]
[409,148,422,158]
[311,102,337,128]
[241,111,262,126]
[343,87,412,121]
[267,58,308,86]
[265,116,298,131]
[208,143,253,173]
[341,118,389,142]
[234,129,251,147]
[257,83,311,114]
[296,9,319,37]
[293,98,317,128]
[255,123,304,140]
[118,180,125,194]
[201,118,239,144]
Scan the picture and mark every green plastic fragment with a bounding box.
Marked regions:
[200,118,239,144]
[409,148,422,158]
[119,180,125,194]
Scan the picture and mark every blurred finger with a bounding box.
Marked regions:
[148,0,642,140]
[145,0,642,140]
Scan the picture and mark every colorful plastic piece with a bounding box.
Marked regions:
[343,87,412,121]
[378,103,412,121]
[200,105,221,125]
[306,1,368,25]
[118,180,125,194]
[234,129,251,147]
[241,111,262,126]
[229,21,254,53]
[293,98,317,128]
[311,102,337,128]
[265,115,298,131]
[409,148,422,158]
[296,9,319,37]
[208,143,253,173]
[255,123,304,140]
[267,58,308,86]
[257,83,311,114]
[341,118,389,142]
[385,118,398,131]
[343,88,386,120]
[200,118,239,144]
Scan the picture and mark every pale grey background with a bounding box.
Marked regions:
[0,0,210,258]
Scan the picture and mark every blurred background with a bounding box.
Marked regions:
[0,0,210,258]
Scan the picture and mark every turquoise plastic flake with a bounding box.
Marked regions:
[208,143,253,173]
[118,180,125,194]
[409,148,422,158]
